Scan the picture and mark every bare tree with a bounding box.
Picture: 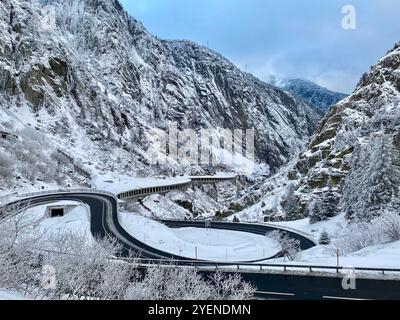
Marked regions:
[0,209,44,297]
[124,266,255,301]
[209,272,255,300]
[374,210,400,242]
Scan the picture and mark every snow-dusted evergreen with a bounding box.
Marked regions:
[343,132,400,221]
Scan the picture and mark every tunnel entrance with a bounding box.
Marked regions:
[50,208,65,218]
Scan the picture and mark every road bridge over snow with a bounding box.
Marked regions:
[117,175,238,202]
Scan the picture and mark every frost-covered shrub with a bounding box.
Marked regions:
[338,222,380,253]
[125,268,255,301]
[0,152,14,178]
[266,230,301,261]
[338,211,400,253]
[0,209,45,294]
[373,210,400,243]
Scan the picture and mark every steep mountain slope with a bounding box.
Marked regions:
[275,78,348,115]
[285,42,400,222]
[0,0,320,193]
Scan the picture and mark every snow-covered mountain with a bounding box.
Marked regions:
[284,42,400,222]
[0,0,320,193]
[274,78,348,115]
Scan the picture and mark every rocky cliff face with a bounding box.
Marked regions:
[0,0,319,187]
[286,43,400,222]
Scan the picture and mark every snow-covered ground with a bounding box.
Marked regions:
[137,194,192,220]
[23,202,92,242]
[284,241,400,269]
[268,214,400,269]
[0,290,29,300]
[272,213,347,239]
[119,212,281,261]
[231,161,298,222]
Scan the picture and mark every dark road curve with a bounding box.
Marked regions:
[3,191,317,263]
[4,192,196,261]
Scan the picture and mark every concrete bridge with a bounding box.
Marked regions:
[117,175,238,202]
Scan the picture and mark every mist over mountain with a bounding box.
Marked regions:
[271,78,348,115]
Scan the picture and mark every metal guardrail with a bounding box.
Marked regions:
[159,218,317,244]
[0,189,117,222]
[128,258,400,276]
[15,189,118,201]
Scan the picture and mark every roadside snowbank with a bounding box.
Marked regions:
[0,290,29,300]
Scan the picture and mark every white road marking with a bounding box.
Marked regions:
[323,296,372,301]
[256,291,295,297]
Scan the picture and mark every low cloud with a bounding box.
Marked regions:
[121,0,400,93]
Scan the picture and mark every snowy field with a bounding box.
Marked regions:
[119,212,281,261]
[280,241,400,270]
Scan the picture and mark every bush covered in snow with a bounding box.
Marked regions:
[0,152,13,178]
[338,210,400,253]
[126,267,254,300]
[266,230,301,261]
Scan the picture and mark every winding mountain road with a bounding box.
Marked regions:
[3,190,315,262]
[3,189,400,300]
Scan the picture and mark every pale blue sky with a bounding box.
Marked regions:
[120,0,400,94]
